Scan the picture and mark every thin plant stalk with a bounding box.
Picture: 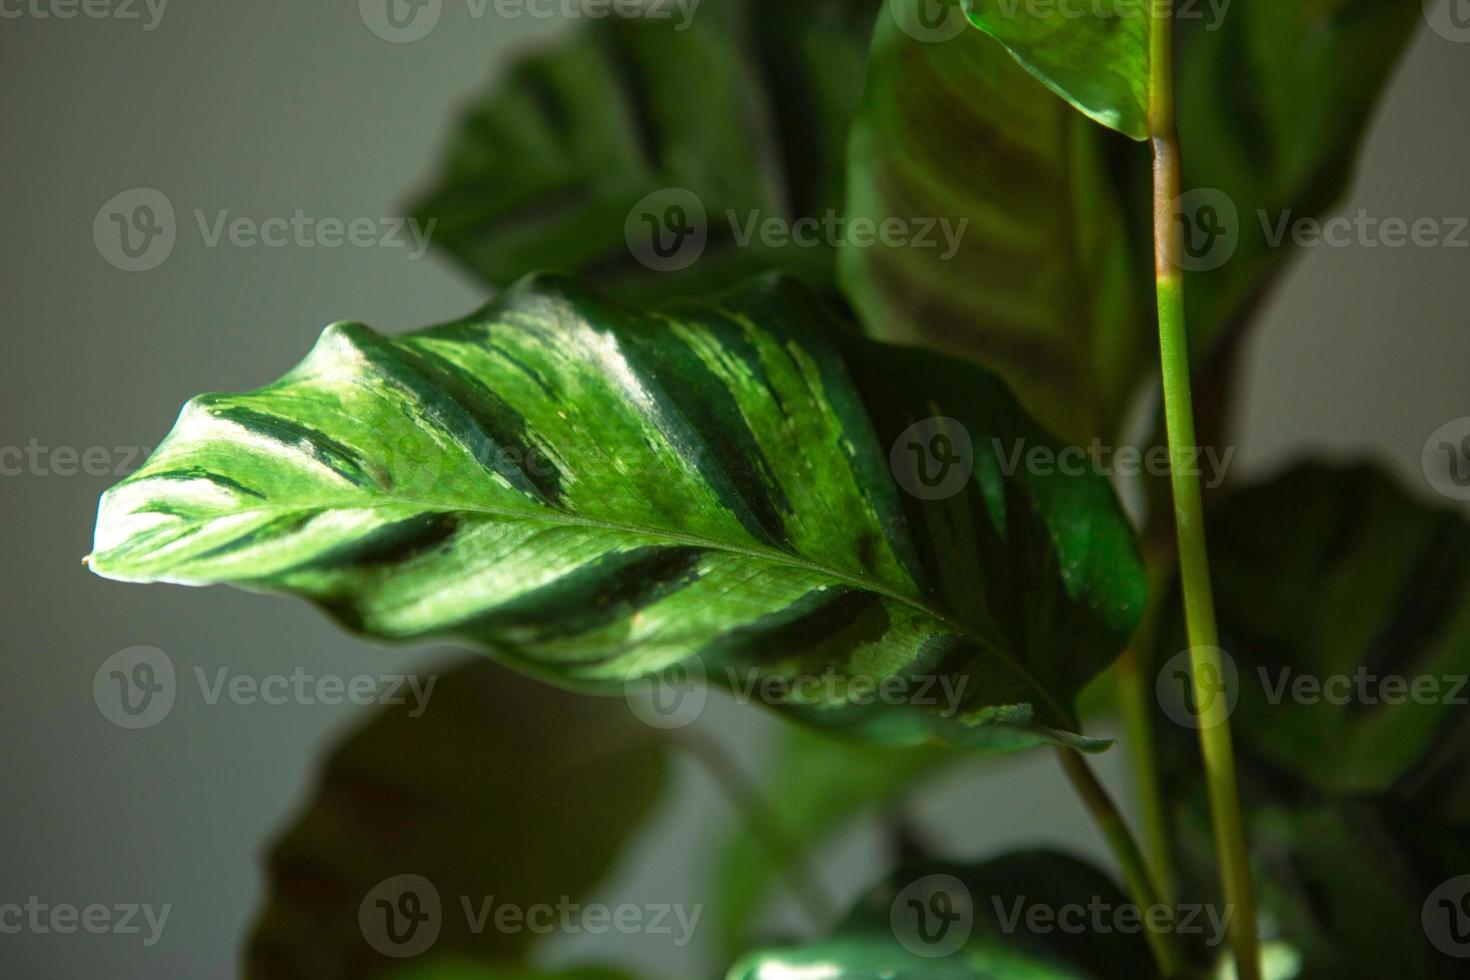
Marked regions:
[1148,4,1261,979]
[1116,580,1176,906]
[1058,749,1180,976]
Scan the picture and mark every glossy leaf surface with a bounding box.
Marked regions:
[963,0,1152,139]
[90,274,1145,753]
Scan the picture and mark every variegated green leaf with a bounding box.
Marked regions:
[842,0,1150,443]
[411,0,879,301]
[89,274,1145,753]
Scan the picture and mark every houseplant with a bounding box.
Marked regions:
[88,1,1464,976]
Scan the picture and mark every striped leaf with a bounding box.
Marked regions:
[1155,462,1470,795]
[247,658,668,979]
[842,2,1150,443]
[843,0,1417,444]
[1150,468,1470,980]
[88,274,1146,753]
[411,0,878,302]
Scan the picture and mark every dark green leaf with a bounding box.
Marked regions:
[89,274,1145,754]
[245,658,667,979]
[1164,768,1455,980]
[849,1,1415,445]
[842,0,1150,443]
[1152,463,1470,979]
[729,850,1158,979]
[963,0,1152,140]
[411,0,879,301]
[1157,463,1470,795]
[712,726,957,955]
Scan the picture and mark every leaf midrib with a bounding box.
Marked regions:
[106,491,1072,725]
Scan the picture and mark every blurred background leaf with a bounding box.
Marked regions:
[1151,462,1470,978]
[842,0,1149,444]
[411,0,879,302]
[730,849,1158,979]
[710,725,958,958]
[245,657,668,979]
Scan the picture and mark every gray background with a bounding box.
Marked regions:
[2,2,1468,977]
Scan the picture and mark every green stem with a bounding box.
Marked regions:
[1058,749,1180,977]
[1116,574,1176,906]
[1149,5,1261,980]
